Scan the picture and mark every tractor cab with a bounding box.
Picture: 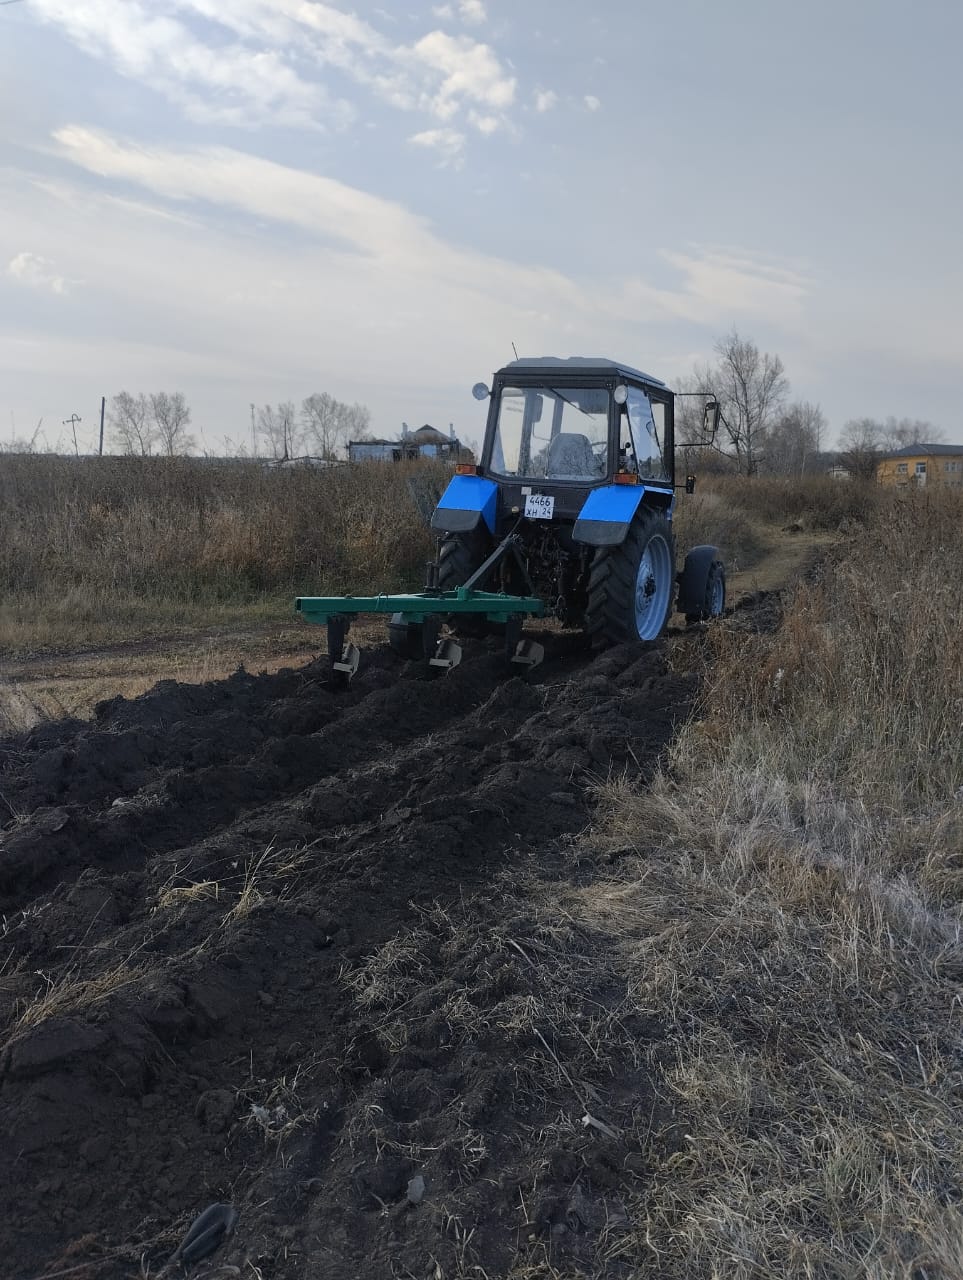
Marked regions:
[434,357,677,540]
[479,357,673,494]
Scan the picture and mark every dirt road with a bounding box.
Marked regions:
[1,608,773,1279]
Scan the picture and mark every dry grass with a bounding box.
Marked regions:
[577,487,963,1278]
[706,474,883,530]
[673,488,765,573]
[0,455,445,653]
[152,840,312,926]
[14,958,145,1033]
[0,678,50,734]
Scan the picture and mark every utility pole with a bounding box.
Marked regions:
[250,403,256,456]
[63,414,82,457]
[99,397,106,456]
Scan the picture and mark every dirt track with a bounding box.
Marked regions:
[0,612,773,1279]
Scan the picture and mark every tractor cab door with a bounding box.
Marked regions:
[623,385,670,482]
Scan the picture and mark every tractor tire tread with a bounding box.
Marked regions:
[584,512,674,646]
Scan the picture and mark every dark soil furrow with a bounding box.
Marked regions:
[0,625,715,1279]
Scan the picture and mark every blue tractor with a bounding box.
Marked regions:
[297,356,725,678]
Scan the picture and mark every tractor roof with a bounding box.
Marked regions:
[497,356,668,389]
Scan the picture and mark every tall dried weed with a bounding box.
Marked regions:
[583,488,963,1278]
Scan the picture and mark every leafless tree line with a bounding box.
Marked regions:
[676,329,941,477]
[837,416,944,479]
[254,393,371,461]
[110,391,195,457]
[107,389,371,460]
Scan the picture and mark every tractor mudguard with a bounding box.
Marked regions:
[677,544,721,614]
[572,484,676,547]
[431,474,498,535]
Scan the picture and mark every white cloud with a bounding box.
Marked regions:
[49,129,810,338]
[584,94,601,111]
[459,0,487,24]
[1,141,838,447]
[468,111,499,135]
[534,89,557,113]
[29,0,517,137]
[619,245,810,326]
[51,126,578,302]
[8,251,69,295]
[432,3,454,17]
[408,127,466,168]
[30,0,341,129]
[409,30,515,123]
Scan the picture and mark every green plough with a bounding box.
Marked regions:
[297,531,547,681]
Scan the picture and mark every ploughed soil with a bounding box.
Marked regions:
[0,603,775,1279]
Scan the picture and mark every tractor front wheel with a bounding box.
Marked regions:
[586,512,674,645]
[685,559,726,623]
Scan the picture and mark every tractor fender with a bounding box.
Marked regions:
[430,474,498,535]
[677,544,722,615]
[572,484,674,547]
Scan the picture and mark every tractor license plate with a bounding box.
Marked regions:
[524,493,554,520]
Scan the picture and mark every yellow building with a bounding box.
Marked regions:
[877,443,963,488]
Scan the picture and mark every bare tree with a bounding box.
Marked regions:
[301,392,371,460]
[837,416,944,480]
[673,363,717,446]
[880,417,943,449]
[675,332,789,475]
[766,400,826,476]
[712,330,789,475]
[0,418,45,454]
[150,391,195,456]
[110,391,155,456]
[838,418,884,480]
[256,402,301,460]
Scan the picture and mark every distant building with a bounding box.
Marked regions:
[876,443,963,488]
[347,438,418,463]
[348,422,468,464]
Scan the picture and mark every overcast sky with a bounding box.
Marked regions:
[2,0,961,452]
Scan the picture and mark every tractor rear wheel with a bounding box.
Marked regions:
[437,531,492,637]
[585,511,674,645]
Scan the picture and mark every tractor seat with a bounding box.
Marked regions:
[546,432,601,479]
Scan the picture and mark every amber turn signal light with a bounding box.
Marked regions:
[455,463,477,476]
[613,471,640,485]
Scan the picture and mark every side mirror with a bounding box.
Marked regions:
[703,400,721,440]
[472,382,490,401]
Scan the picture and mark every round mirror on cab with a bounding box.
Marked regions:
[472,382,490,401]
[613,384,628,406]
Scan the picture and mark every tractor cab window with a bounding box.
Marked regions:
[489,386,609,481]
[625,387,668,481]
